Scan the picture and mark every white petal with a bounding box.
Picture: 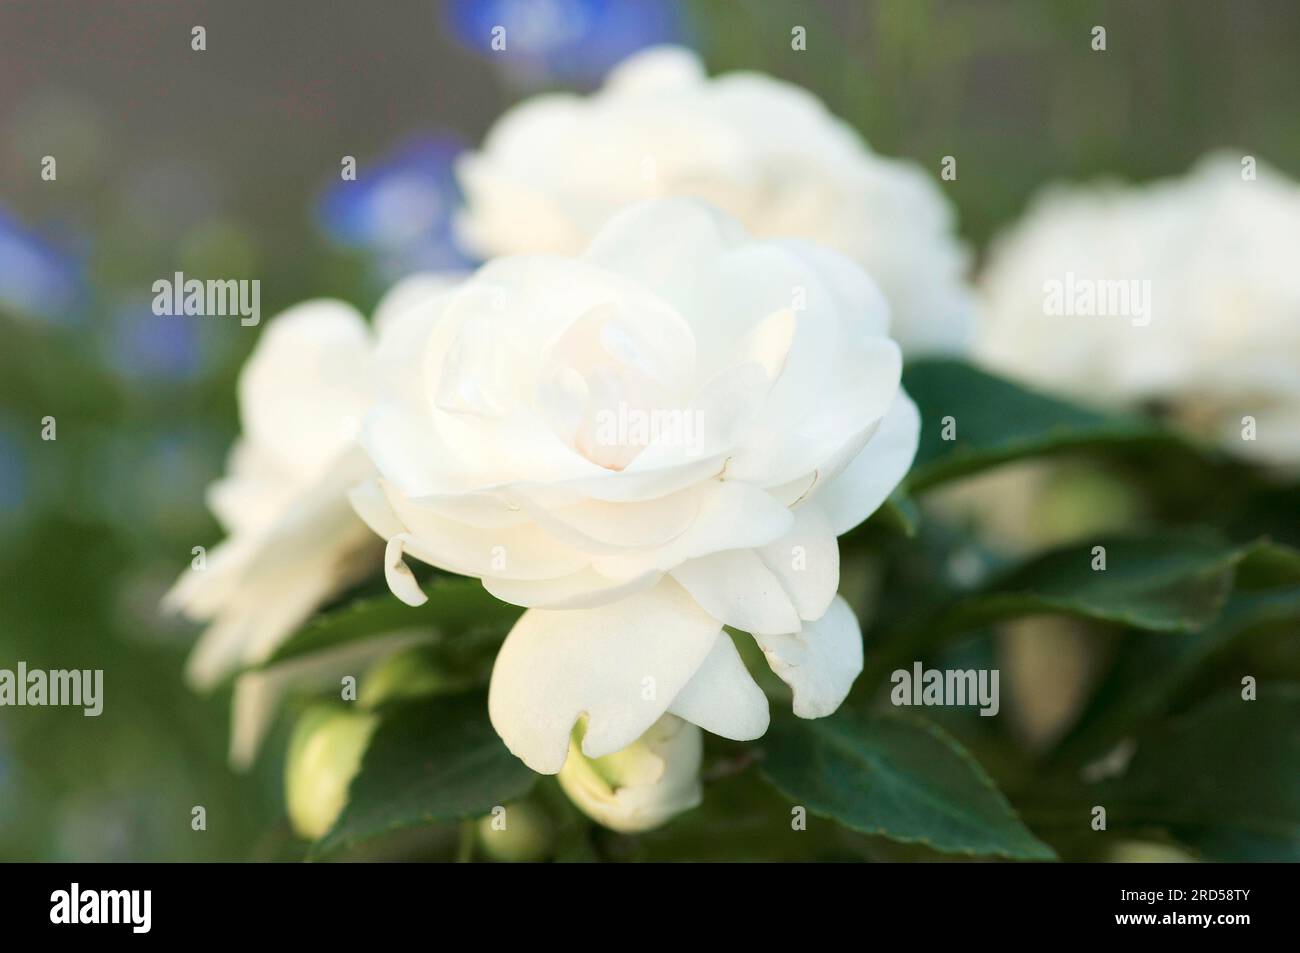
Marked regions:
[756,502,839,621]
[670,550,800,636]
[604,45,706,94]
[668,633,770,740]
[372,271,463,338]
[483,566,662,610]
[753,596,863,719]
[239,300,371,478]
[361,403,449,499]
[510,490,700,553]
[347,479,406,540]
[487,578,721,774]
[384,534,428,607]
[592,479,793,579]
[381,481,590,581]
[815,389,920,535]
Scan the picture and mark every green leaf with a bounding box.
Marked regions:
[941,534,1251,635]
[759,706,1055,860]
[1097,686,1300,860]
[313,692,537,856]
[902,358,1185,492]
[614,766,876,862]
[1056,584,1300,763]
[262,577,522,668]
[860,535,1261,690]
[1235,542,1300,589]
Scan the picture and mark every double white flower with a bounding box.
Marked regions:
[456,45,975,356]
[353,199,918,774]
[170,49,933,830]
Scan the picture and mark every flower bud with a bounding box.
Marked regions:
[1106,840,1198,863]
[558,713,702,833]
[475,800,554,862]
[284,704,378,840]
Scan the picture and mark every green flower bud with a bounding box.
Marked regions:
[558,714,702,833]
[284,704,378,840]
[475,800,554,862]
[1107,840,1198,863]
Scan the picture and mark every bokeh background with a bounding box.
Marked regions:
[1,0,1297,861]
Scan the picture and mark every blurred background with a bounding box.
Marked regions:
[1,0,1297,860]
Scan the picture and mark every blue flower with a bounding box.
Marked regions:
[0,208,81,321]
[105,297,202,382]
[442,0,685,84]
[316,133,475,279]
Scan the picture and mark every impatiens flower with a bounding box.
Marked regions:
[558,714,702,833]
[455,46,976,355]
[977,152,1300,467]
[352,198,920,774]
[164,276,462,690]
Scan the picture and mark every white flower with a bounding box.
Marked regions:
[558,714,702,833]
[353,198,920,774]
[977,153,1300,467]
[455,45,975,356]
[164,276,463,690]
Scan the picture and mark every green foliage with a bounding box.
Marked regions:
[313,692,537,857]
[1096,687,1300,860]
[258,357,1300,862]
[264,578,521,667]
[760,706,1055,860]
[902,358,1190,491]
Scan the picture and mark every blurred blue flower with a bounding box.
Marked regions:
[442,0,685,84]
[316,133,476,281]
[104,297,203,382]
[0,208,81,322]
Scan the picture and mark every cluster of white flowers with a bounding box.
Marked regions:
[169,40,1300,836]
[977,153,1300,467]
[168,46,982,834]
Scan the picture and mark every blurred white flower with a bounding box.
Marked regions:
[164,275,462,690]
[558,714,701,832]
[977,153,1300,467]
[456,45,975,356]
[353,199,919,774]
